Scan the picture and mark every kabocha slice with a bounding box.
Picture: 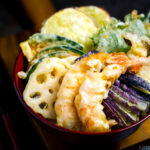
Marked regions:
[28,33,84,51]
[20,33,84,62]
[35,45,84,60]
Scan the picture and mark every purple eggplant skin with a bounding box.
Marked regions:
[114,80,120,86]
[119,73,150,95]
[103,97,127,128]
[108,90,141,114]
[75,50,98,62]
[104,96,139,124]
[111,85,149,112]
[113,102,139,123]
[108,99,135,123]
[119,82,150,103]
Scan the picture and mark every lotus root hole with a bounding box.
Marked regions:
[39,102,48,109]
[59,76,64,84]
[50,68,57,77]
[30,92,41,98]
[36,74,47,84]
[49,89,53,94]
[112,66,118,70]
[105,83,110,89]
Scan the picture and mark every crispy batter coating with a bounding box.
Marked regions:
[55,52,150,131]
[75,64,126,132]
[55,53,126,130]
[55,54,106,130]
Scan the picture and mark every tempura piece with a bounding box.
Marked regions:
[75,54,150,132]
[55,52,150,131]
[55,53,109,130]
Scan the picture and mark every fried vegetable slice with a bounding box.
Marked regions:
[35,45,84,59]
[26,51,73,80]
[119,73,150,95]
[116,80,150,102]
[110,85,148,112]
[92,10,150,55]
[28,33,83,51]
[123,33,149,57]
[92,23,131,53]
[23,56,78,119]
[20,33,83,62]
[103,97,127,127]
[76,6,111,28]
[75,50,98,62]
[41,8,97,53]
[137,65,150,84]
[113,101,139,123]
[104,97,137,127]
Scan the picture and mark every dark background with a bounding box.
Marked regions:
[0,0,150,150]
[0,0,150,37]
[52,0,150,19]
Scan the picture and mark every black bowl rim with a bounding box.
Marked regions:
[13,52,150,136]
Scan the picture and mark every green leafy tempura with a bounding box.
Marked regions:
[92,10,150,54]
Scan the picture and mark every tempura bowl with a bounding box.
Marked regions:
[14,52,150,144]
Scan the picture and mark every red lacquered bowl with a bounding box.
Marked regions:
[14,52,150,144]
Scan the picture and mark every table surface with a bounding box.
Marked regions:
[0,31,150,150]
